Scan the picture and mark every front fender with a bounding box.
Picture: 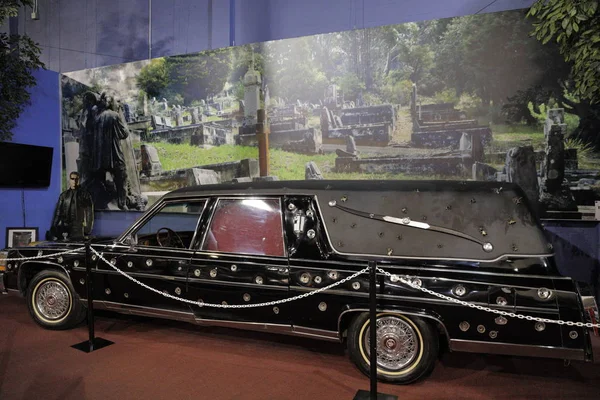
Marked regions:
[17,260,71,295]
[337,304,450,346]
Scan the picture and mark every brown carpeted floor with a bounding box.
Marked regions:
[1,292,599,400]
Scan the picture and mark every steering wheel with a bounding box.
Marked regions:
[156,227,185,248]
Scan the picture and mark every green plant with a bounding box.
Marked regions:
[528,0,600,104]
[0,0,45,141]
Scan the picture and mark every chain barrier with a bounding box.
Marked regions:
[2,247,85,262]
[91,248,369,308]
[9,245,595,328]
[376,266,600,329]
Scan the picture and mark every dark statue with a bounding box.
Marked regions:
[79,92,146,211]
[49,171,94,240]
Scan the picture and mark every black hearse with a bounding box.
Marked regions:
[1,180,598,384]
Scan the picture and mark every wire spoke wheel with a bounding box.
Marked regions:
[35,280,71,321]
[364,315,419,371]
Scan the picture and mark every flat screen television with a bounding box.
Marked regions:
[0,142,53,188]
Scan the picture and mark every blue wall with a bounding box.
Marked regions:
[0,69,61,248]
[5,0,535,73]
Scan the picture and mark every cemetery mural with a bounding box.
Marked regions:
[61,8,600,219]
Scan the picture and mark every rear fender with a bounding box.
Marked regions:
[337,305,450,346]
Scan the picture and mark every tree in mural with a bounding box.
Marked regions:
[136,58,169,99]
[0,0,44,141]
[528,0,600,149]
[164,49,233,105]
[265,37,329,103]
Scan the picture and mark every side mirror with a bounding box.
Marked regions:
[124,234,138,250]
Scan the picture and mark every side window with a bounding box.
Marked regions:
[134,200,206,249]
[202,198,285,257]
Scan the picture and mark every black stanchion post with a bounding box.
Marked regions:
[72,237,114,353]
[353,261,397,400]
[86,239,95,349]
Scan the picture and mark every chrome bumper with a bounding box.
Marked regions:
[581,293,600,363]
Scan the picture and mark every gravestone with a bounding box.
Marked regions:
[243,63,261,122]
[305,161,324,180]
[472,162,497,181]
[539,108,577,211]
[239,158,260,179]
[459,132,484,168]
[140,144,163,177]
[191,107,200,124]
[505,146,540,213]
[186,168,220,186]
[346,135,358,156]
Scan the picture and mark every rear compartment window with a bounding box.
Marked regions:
[202,198,285,257]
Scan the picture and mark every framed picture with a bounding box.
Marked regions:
[6,227,38,248]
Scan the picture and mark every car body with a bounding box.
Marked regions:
[1,180,599,384]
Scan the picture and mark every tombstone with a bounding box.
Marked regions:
[305,161,324,180]
[243,63,261,121]
[191,107,200,124]
[320,107,331,137]
[334,115,343,128]
[505,146,540,214]
[186,168,220,186]
[539,108,577,211]
[472,162,497,181]
[346,135,358,156]
[459,132,484,163]
[239,158,260,179]
[140,144,163,177]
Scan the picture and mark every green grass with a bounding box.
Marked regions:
[150,143,465,181]
[488,124,545,153]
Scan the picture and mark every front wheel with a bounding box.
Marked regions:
[347,312,439,384]
[26,270,85,330]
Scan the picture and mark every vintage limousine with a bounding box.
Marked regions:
[1,180,599,384]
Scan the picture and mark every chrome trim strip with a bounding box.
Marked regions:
[291,258,570,280]
[313,194,554,263]
[75,267,188,283]
[187,277,289,291]
[293,286,560,314]
[91,300,339,342]
[93,300,197,323]
[192,251,286,262]
[194,318,340,342]
[292,325,340,341]
[337,308,450,346]
[449,339,585,361]
[106,245,197,257]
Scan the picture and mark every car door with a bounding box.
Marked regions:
[94,199,208,314]
[187,196,291,326]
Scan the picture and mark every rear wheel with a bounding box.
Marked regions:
[347,312,438,384]
[26,270,85,330]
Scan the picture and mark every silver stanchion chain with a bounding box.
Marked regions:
[2,247,86,262]
[376,267,600,329]
[11,246,593,327]
[92,248,369,308]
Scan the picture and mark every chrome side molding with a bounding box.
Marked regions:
[450,339,585,361]
[89,300,340,342]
